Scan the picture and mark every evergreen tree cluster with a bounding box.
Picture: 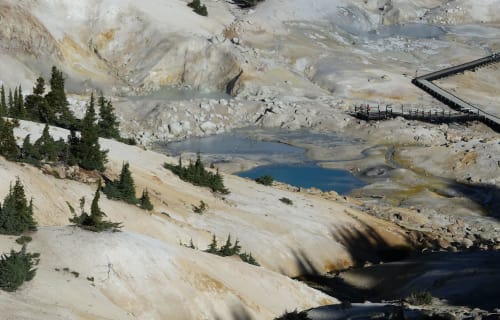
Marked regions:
[20,67,76,128]
[0,96,107,172]
[69,181,122,232]
[70,93,107,171]
[102,162,153,210]
[0,85,25,118]
[0,178,37,235]
[2,66,122,143]
[97,94,120,139]
[164,154,229,194]
[0,245,39,292]
[187,0,208,16]
[20,125,68,166]
[205,234,259,266]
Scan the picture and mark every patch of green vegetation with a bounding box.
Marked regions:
[0,178,37,235]
[180,238,196,249]
[205,234,259,266]
[69,181,122,232]
[187,0,208,16]
[164,154,229,194]
[406,291,433,305]
[1,67,133,172]
[103,162,138,204]
[279,197,293,205]
[255,175,273,186]
[192,200,208,214]
[15,236,32,245]
[239,252,260,266]
[139,189,154,211]
[0,245,39,292]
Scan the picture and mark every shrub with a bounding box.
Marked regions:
[234,0,265,8]
[102,162,138,204]
[279,197,293,205]
[205,234,259,266]
[0,178,37,235]
[187,0,208,16]
[69,181,122,232]
[406,291,433,305]
[255,175,273,186]
[164,154,229,194]
[15,236,32,245]
[192,200,207,214]
[239,252,260,266]
[0,245,39,292]
[139,189,154,211]
[274,310,311,320]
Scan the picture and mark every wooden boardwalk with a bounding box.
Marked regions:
[352,105,484,125]
[411,52,500,132]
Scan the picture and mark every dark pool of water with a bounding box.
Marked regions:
[158,130,365,195]
[160,133,305,158]
[236,163,365,195]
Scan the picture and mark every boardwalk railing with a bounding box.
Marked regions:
[415,52,500,81]
[352,105,484,125]
[410,52,500,132]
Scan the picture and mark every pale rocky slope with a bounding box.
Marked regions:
[0,228,334,320]
[0,120,412,319]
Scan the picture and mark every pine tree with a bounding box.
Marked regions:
[117,162,136,203]
[33,77,45,96]
[0,119,20,161]
[11,86,24,118]
[24,77,51,123]
[97,93,120,139]
[45,66,75,128]
[12,87,18,118]
[219,235,233,257]
[0,245,38,292]
[20,135,39,165]
[69,181,121,232]
[34,124,57,162]
[187,0,200,8]
[7,89,13,115]
[103,162,138,204]
[0,85,6,116]
[90,181,106,223]
[17,85,24,119]
[139,189,154,211]
[77,93,106,171]
[66,129,80,166]
[164,153,229,194]
[206,235,218,254]
[0,178,37,235]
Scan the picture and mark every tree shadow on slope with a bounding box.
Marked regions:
[297,228,500,311]
[444,180,500,221]
[213,303,253,320]
[330,222,414,266]
[293,221,414,302]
